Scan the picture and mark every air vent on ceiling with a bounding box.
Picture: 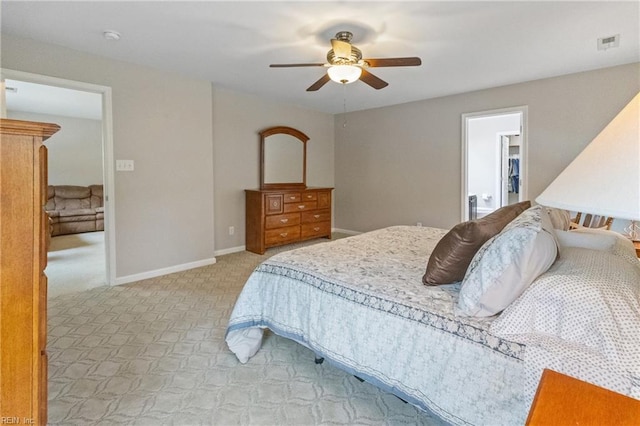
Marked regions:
[103,30,121,41]
[597,34,620,51]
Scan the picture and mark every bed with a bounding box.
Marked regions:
[226,205,640,425]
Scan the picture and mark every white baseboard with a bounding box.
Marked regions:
[333,228,361,236]
[113,257,217,286]
[215,232,358,257]
[113,230,362,286]
[214,245,246,256]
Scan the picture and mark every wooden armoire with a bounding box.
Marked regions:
[0,119,60,425]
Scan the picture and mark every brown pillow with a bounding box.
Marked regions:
[422,201,531,285]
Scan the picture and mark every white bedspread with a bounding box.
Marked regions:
[491,244,640,402]
[226,226,528,425]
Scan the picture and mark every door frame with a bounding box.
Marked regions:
[2,68,116,285]
[461,105,528,222]
[498,133,511,208]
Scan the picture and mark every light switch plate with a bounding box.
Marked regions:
[116,159,134,171]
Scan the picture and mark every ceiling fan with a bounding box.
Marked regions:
[270,31,422,92]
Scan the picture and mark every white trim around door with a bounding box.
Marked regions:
[461,105,528,223]
[1,68,116,286]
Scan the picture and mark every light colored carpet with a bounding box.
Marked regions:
[47,231,106,298]
[47,236,449,425]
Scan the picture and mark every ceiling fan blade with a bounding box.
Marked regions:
[306,74,331,92]
[270,63,326,68]
[331,39,352,60]
[359,69,389,90]
[363,57,422,67]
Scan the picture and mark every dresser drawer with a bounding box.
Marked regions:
[265,225,300,245]
[283,193,301,203]
[265,213,300,229]
[301,192,317,201]
[301,221,331,238]
[301,209,331,224]
[284,201,317,213]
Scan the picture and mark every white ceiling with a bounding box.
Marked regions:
[5,79,103,120]
[2,1,639,115]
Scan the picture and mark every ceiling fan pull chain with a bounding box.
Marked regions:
[343,84,348,128]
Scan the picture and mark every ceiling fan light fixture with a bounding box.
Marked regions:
[270,30,420,91]
[327,65,362,84]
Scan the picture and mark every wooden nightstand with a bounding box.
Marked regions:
[633,240,640,258]
[527,369,640,425]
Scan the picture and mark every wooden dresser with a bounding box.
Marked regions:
[245,187,333,254]
[1,119,60,425]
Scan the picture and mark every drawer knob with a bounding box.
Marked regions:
[306,195,313,199]
[280,218,289,223]
[298,205,305,209]
[280,232,288,237]
[289,196,296,200]
[314,227,320,231]
[314,214,320,219]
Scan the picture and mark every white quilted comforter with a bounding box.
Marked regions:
[226,225,640,424]
[226,226,527,425]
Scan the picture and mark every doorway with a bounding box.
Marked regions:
[461,106,528,222]
[1,69,116,290]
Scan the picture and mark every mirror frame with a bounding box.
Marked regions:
[260,126,309,190]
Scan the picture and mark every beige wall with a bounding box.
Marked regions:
[212,88,334,251]
[1,34,334,278]
[7,111,103,186]
[2,34,215,278]
[334,63,640,233]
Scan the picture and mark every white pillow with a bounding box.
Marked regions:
[545,207,571,231]
[555,229,618,251]
[456,205,558,317]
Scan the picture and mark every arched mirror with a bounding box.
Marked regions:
[260,126,308,189]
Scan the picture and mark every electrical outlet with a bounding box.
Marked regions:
[416,222,423,227]
[228,226,235,235]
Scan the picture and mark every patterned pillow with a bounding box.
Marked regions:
[490,246,640,367]
[423,201,531,285]
[456,205,558,317]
